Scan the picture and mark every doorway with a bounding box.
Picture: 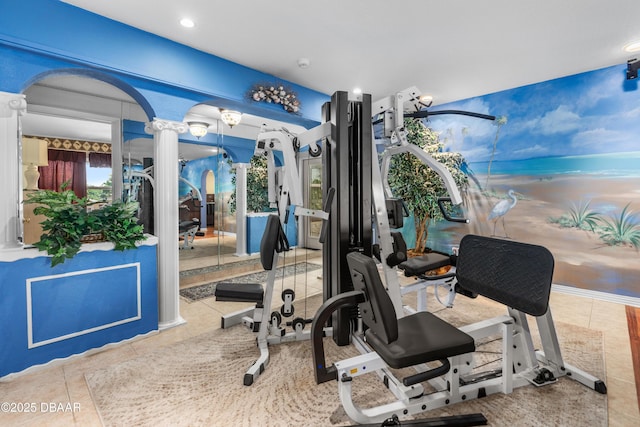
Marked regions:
[301,156,323,249]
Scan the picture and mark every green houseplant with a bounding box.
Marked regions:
[24,183,145,266]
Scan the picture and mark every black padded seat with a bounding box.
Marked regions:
[215,282,264,303]
[215,214,288,304]
[399,252,451,277]
[347,252,474,371]
[366,311,475,369]
[179,219,199,233]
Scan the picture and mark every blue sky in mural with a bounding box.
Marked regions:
[428,65,640,170]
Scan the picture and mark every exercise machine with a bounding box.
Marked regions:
[319,88,478,344]
[310,89,606,425]
[316,235,606,424]
[123,164,204,249]
[375,87,497,314]
[214,124,334,386]
[178,178,204,249]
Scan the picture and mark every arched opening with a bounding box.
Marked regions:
[20,72,150,244]
[176,103,312,279]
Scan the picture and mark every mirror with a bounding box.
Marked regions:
[21,75,146,244]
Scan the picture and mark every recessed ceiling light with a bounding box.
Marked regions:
[297,58,311,69]
[180,18,195,28]
[623,40,640,53]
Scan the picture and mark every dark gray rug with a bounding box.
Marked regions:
[180,262,322,302]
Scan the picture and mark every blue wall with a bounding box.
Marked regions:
[0,243,158,377]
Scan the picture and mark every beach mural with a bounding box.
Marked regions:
[423,63,640,299]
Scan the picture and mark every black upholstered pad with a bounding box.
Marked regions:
[346,252,475,369]
[260,215,289,270]
[456,234,554,316]
[365,312,475,369]
[399,252,451,277]
[179,220,199,232]
[214,282,264,303]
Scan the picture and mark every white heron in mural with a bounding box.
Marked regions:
[488,189,518,237]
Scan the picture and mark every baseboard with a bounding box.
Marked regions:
[552,283,640,307]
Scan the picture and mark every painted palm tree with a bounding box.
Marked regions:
[488,189,518,237]
[484,116,508,190]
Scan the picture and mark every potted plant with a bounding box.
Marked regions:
[23,183,145,266]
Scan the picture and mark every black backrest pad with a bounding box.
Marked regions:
[346,252,398,344]
[260,215,289,270]
[456,234,554,316]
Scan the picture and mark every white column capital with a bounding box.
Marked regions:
[145,118,189,135]
[0,92,27,118]
[231,162,251,170]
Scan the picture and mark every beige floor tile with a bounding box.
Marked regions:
[0,366,67,402]
[129,323,193,355]
[607,376,640,423]
[181,300,221,336]
[11,410,77,427]
[61,341,139,378]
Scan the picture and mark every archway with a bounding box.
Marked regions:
[21,72,150,243]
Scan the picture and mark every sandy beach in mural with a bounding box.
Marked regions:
[454,174,640,298]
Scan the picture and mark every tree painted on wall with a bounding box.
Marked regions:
[484,116,508,190]
[387,118,468,253]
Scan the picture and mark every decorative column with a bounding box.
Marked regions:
[0,92,27,250]
[110,119,123,202]
[233,163,250,256]
[145,118,188,329]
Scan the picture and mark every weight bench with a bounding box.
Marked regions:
[178,218,204,249]
[214,213,288,330]
[312,234,606,425]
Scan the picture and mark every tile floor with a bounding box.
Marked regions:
[1,246,638,426]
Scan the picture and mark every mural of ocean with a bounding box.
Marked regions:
[468,151,640,177]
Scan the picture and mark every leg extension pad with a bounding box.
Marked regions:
[215,282,264,303]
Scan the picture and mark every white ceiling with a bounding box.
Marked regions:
[61,0,640,105]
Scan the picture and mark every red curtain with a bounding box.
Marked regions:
[89,152,111,168]
[38,149,87,198]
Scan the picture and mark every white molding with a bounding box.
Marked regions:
[552,283,640,307]
[26,263,142,348]
[0,234,157,263]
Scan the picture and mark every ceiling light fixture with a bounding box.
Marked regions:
[187,121,209,138]
[180,18,195,28]
[624,40,640,53]
[419,94,434,107]
[220,110,242,128]
[353,88,362,95]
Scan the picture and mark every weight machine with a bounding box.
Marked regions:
[124,165,204,249]
[214,124,334,386]
[310,89,606,425]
